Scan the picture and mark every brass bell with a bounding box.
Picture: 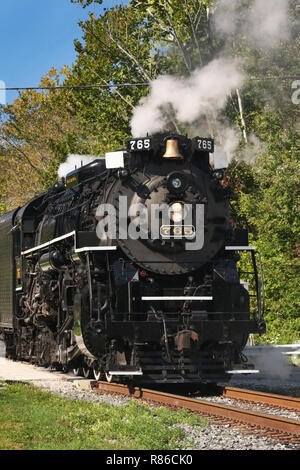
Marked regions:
[163,139,183,159]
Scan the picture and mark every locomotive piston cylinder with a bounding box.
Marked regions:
[39,251,68,272]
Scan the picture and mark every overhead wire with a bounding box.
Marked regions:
[0,83,149,91]
[0,76,299,92]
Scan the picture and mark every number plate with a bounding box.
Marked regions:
[194,137,214,153]
[160,225,195,238]
[127,138,152,152]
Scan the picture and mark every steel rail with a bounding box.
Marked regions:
[92,381,300,437]
[222,387,300,411]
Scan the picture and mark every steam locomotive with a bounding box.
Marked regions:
[0,134,265,383]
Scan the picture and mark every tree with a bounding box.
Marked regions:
[0,68,90,208]
[65,1,219,142]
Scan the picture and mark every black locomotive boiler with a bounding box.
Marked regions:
[0,134,266,383]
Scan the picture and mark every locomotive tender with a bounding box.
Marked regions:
[0,134,265,383]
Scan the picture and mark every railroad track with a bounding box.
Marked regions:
[92,381,300,445]
[222,387,300,411]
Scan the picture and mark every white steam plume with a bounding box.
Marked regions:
[213,0,290,49]
[131,1,291,163]
[58,154,101,179]
[253,348,293,380]
[130,58,244,138]
[250,0,290,47]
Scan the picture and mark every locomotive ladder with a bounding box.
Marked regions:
[225,246,265,327]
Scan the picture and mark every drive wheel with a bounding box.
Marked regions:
[73,367,84,377]
[93,364,103,381]
[82,366,92,379]
[105,372,113,383]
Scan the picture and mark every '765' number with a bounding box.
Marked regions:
[129,138,151,151]
[196,138,214,152]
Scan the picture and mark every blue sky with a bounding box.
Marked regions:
[0,0,124,103]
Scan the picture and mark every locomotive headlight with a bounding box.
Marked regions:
[169,202,184,223]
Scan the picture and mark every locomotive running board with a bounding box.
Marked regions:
[142,296,213,301]
[226,370,260,374]
[21,230,116,255]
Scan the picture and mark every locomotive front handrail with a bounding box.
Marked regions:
[225,246,257,251]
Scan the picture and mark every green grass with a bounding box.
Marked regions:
[0,381,208,450]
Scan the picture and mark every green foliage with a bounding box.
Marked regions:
[217,0,300,343]
[70,0,103,7]
[227,117,300,344]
